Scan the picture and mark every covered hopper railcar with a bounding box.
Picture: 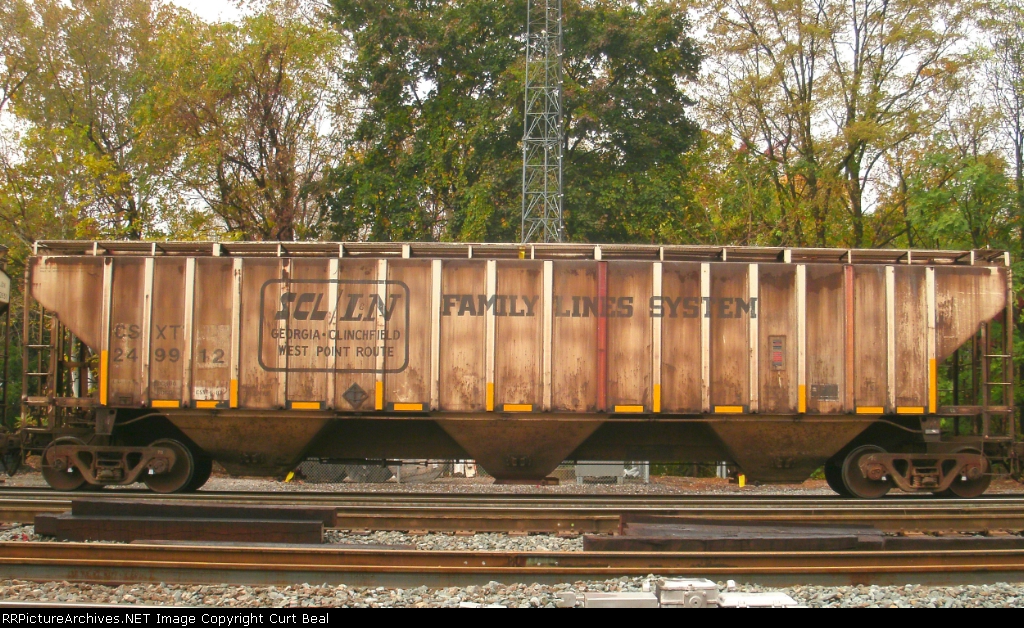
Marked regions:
[1,241,1019,497]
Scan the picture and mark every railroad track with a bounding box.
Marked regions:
[4,488,1024,533]
[3,540,1024,587]
[5,490,1024,587]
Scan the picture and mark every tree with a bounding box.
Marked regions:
[828,0,975,248]
[875,76,1013,251]
[985,0,1024,256]
[0,0,36,251]
[0,0,35,114]
[896,119,1013,251]
[156,0,349,241]
[7,0,190,240]
[562,0,703,243]
[702,0,839,246]
[326,0,703,243]
[702,0,978,248]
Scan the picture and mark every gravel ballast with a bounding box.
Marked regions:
[2,471,1023,607]
[5,470,1024,496]
[325,530,583,551]
[0,525,584,550]
[1,578,1023,607]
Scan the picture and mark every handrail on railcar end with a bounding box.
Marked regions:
[28,240,1011,267]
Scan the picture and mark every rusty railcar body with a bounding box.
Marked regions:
[2,241,1018,497]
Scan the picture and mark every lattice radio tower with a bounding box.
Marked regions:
[520,0,564,243]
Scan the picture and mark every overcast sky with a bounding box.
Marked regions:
[170,0,245,23]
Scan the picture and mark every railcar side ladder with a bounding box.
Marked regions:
[21,295,58,428]
[980,318,1016,443]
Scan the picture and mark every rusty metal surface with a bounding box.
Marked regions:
[27,257,104,348]
[710,264,750,408]
[859,452,985,493]
[49,444,177,485]
[439,261,486,412]
[192,258,234,407]
[31,241,1011,264]
[708,418,870,483]
[894,266,928,408]
[68,498,336,525]
[436,419,603,482]
[494,261,544,410]
[5,490,1024,533]
[166,416,329,477]
[806,265,846,414]
[759,265,797,412]
[660,264,701,412]
[34,514,324,544]
[16,241,1017,486]
[5,540,1024,587]
[936,266,1008,362]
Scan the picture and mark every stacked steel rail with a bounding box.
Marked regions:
[5,489,1024,533]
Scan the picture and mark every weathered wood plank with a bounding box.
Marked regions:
[710,264,749,409]
[35,513,323,544]
[806,265,845,414]
[606,262,652,410]
[551,262,598,412]
[757,265,797,413]
[69,500,336,526]
[854,266,887,410]
[660,262,702,413]
[387,260,432,407]
[894,266,927,409]
[149,259,187,404]
[107,258,146,407]
[439,261,487,411]
[494,261,544,409]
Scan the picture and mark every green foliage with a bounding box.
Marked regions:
[5,0,203,241]
[903,151,1014,250]
[153,1,349,240]
[327,0,703,243]
[703,0,980,248]
[650,463,725,478]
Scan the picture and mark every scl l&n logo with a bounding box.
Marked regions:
[274,292,329,321]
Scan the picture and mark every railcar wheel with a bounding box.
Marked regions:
[185,454,213,492]
[944,448,991,499]
[143,439,195,494]
[824,460,852,497]
[41,437,88,492]
[841,445,892,499]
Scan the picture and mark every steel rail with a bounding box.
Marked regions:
[4,490,1024,533]
[3,541,1024,588]
[4,486,1024,504]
